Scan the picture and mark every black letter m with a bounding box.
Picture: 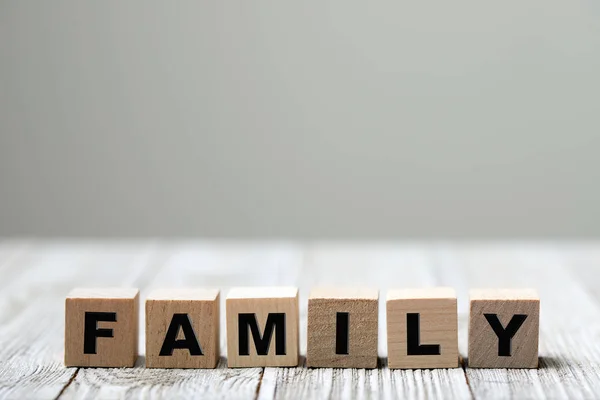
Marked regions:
[238,313,286,356]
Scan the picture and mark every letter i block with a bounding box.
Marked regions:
[468,289,540,368]
[306,287,379,368]
[65,288,139,367]
[226,287,299,367]
[387,288,458,369]
[146,288,220,369]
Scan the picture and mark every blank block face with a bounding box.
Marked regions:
[387,288,458,369]
[226,287,299,368]
[65,288,139,367]
[468,289,540,368]
[306,288,378,368]
[146,289,220,369]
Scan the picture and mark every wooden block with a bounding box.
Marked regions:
[145,288,220,369]
[65,288,139,367]
[468,288,540,368]
[226,287,299,367]
[387,287,458,369]
[306,287,378,368]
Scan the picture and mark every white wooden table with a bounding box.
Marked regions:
[1,240,599,399]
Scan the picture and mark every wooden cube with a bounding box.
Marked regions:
[146,288,220,369]
[387,288,458,369]
[65,288,139,367]
[226,287,299,367]
[468,288,539,368]
[306,287,378,368]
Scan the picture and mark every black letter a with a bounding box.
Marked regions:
[159,314,203,356]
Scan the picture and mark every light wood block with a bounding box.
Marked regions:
[65,288,139,367]
[226,287,299,367]
[145,288,220,369]
[387,287,458,369]
[306,287,378,368]
[468,288,540,368]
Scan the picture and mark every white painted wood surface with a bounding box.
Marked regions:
[0,241,598,399]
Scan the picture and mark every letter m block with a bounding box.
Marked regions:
[226,287,299,367]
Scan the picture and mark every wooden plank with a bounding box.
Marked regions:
[0,239,22,266]
[556,242,600,301]
[434,243,600,399]
[61,242,303,399]
[0,242,163,399]
[0,240,31,289]
[258,243,473,400]
[2,241,599,399]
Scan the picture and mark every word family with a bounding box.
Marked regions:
[64,287,539,369]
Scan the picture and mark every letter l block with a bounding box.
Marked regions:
[226,287,299,367]
[468,289,539,368]
[65,288,139,367]
[387,288,458,369]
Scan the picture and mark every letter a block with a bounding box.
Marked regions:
[468,289,539,368]
[306,287,378,368]
[146,288,220,369]
[226,287,299,367]
[65,288,139,367]
[387,288,458,369]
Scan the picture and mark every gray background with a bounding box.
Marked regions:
[1,1,599,238]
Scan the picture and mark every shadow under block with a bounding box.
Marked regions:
[468,288,540,368]
[146,288,220,369]
[226,287,299,367]
[387,288,459,369]
[64,288,139,367]
[306,287,378,368]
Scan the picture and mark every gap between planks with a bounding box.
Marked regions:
[460,357,475,400]
[54,369,80,400]
[254,368,266,400]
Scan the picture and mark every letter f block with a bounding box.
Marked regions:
[387,288,458,369]
[226,287,299,367]
[468,289,539,368]
[65,288,139,367]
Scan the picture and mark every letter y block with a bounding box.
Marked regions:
[468,289,539,368]
[226,287,299,367]
[65,288,139,367]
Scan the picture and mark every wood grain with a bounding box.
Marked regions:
[468,288,539,368]
[226,287,299,367]
[0,242,163,399]
[387,287,459,369]
[259,244,473,399]
[1,241,600,399]
[65,288,140,367]
[306,287,379,368]
[434,244,600,399]
[145,288,220,369]
[62,243,302,399]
